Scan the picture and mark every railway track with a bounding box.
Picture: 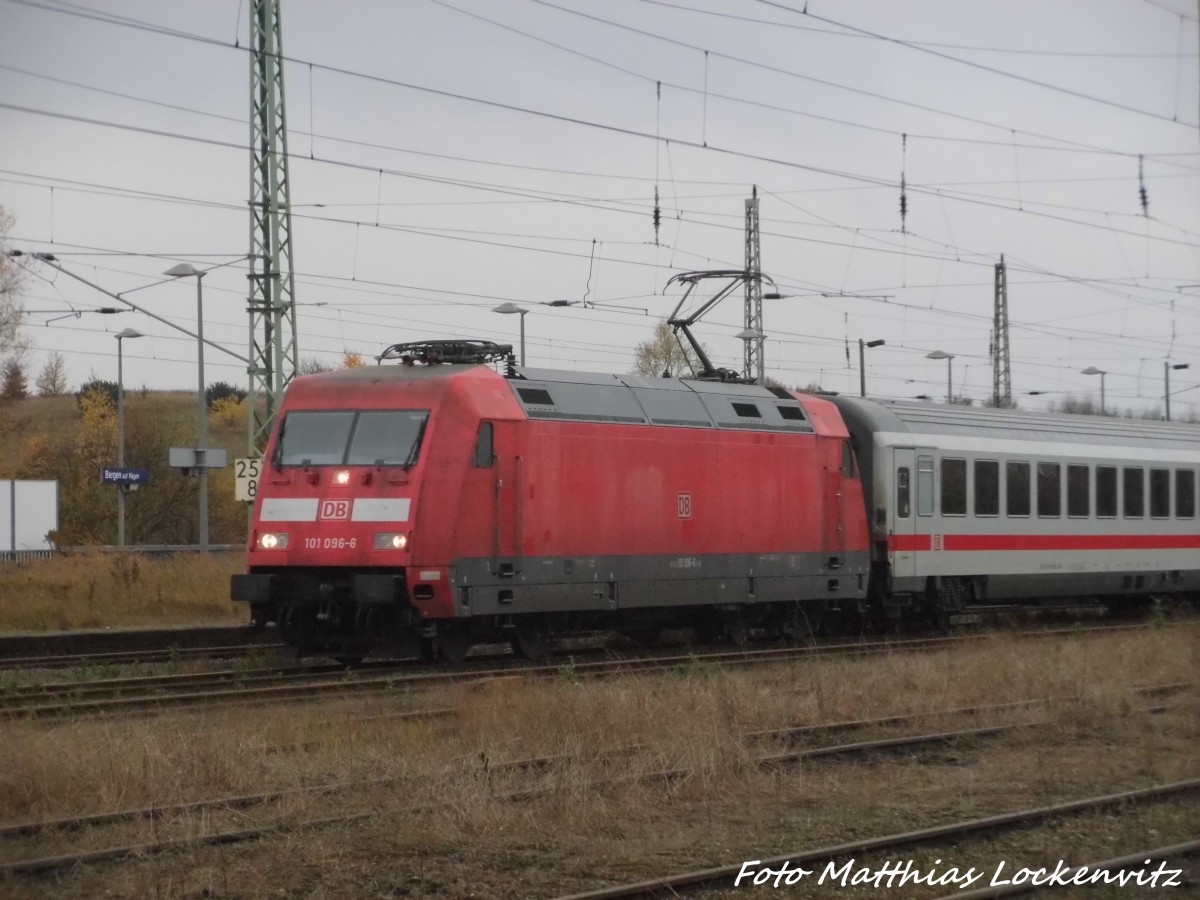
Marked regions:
[0,625,280,671]
[1,683,1188,879]
[1,621,1187,720]
[550,780,1200,899]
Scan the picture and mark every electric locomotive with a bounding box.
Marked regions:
[232,340,871,662]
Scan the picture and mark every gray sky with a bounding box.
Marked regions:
[2,0,1199,416]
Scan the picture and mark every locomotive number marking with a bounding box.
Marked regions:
[303,537,359,550]
[319,499,352,521]
[677,493,693,519]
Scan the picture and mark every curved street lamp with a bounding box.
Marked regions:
[1081,367,1106,415]
[164,263,209,552]
[492,302,528,366]
[925,350,956,403]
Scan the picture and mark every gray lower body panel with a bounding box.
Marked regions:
[451,551,869,618]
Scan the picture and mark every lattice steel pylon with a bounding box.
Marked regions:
[248,0,298,454]
[744,187,764,385]
[992,254,1012,408]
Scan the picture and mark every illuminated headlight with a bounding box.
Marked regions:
[256,532,289,550]
[373,532,409,551]
[334,470,351,486]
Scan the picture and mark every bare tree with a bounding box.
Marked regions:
[630,321,705,378]
[35,351,69,396]
[0,207,31,366]
[297,356,331,376]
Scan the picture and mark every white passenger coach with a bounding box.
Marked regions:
[830,397,1200,620]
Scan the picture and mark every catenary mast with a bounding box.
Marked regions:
[248,0,298,454]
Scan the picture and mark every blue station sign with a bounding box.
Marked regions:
[102,467,151,486]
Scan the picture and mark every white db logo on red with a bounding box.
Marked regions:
[319,499,351,521]
[677,493,693,519]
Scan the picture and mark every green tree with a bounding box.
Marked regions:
[630,321,705,378]
[1,358,27,400]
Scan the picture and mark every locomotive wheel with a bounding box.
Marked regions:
[725,613,750,648]
[511,618,549,661]
[434,627,472,664]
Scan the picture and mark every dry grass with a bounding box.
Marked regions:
[0,627,1196,898]
[0,550,245,632]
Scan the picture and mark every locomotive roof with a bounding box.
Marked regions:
[829,395,1200,450]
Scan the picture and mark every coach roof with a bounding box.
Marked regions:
[830,395,1200,451]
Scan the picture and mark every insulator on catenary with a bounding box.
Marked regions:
[1138,154,1149,217]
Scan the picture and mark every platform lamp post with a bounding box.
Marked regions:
[492,302,528,366]
[925,350,956,403]
[1081,367,1107,415]
[1165,362,1189,421]
[114,328,144,547]
[164,263,209,552]
[859,339,885,397]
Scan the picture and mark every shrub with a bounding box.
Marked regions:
[205,381,247,409]
[211,395,245,428]
[76,378,118,409]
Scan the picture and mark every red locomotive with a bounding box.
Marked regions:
[232,340,871,662]
[233,338,1200,662]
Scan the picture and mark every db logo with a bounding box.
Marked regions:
[677,493,693,519]
[319,499,351,521]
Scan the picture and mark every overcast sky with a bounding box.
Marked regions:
[2,0,1198,417]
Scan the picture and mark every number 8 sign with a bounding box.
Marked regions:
[235,457,261,503]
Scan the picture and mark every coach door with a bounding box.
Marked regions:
[490,421,523,576]
[891,447,917,578]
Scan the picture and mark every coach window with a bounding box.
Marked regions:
[941,458,967,516]
[1007,461,1031,517]
[1096,466,1118,518]
[1177,470,1196,519]
[897,468,911,519]
[917,456,935,517]
[1037,463,1061,518]
[1150,469,1170,519]
[1176,468,1195,518]
[975,460,999,517]
[1067,465,1090,518]
[473,422,494,468]
[1124,467,1145,518]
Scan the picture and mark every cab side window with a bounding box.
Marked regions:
[473,422,494,468]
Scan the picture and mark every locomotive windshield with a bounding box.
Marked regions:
[275,409,429,467]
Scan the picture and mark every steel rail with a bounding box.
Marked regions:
[551,781,1200,899]
[0,643,277,672]
[0,626,276,669]
[945,840,1200,898]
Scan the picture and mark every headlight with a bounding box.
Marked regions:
[373,532,408,550]
[334,470,351,486]
[256,532,289,550]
